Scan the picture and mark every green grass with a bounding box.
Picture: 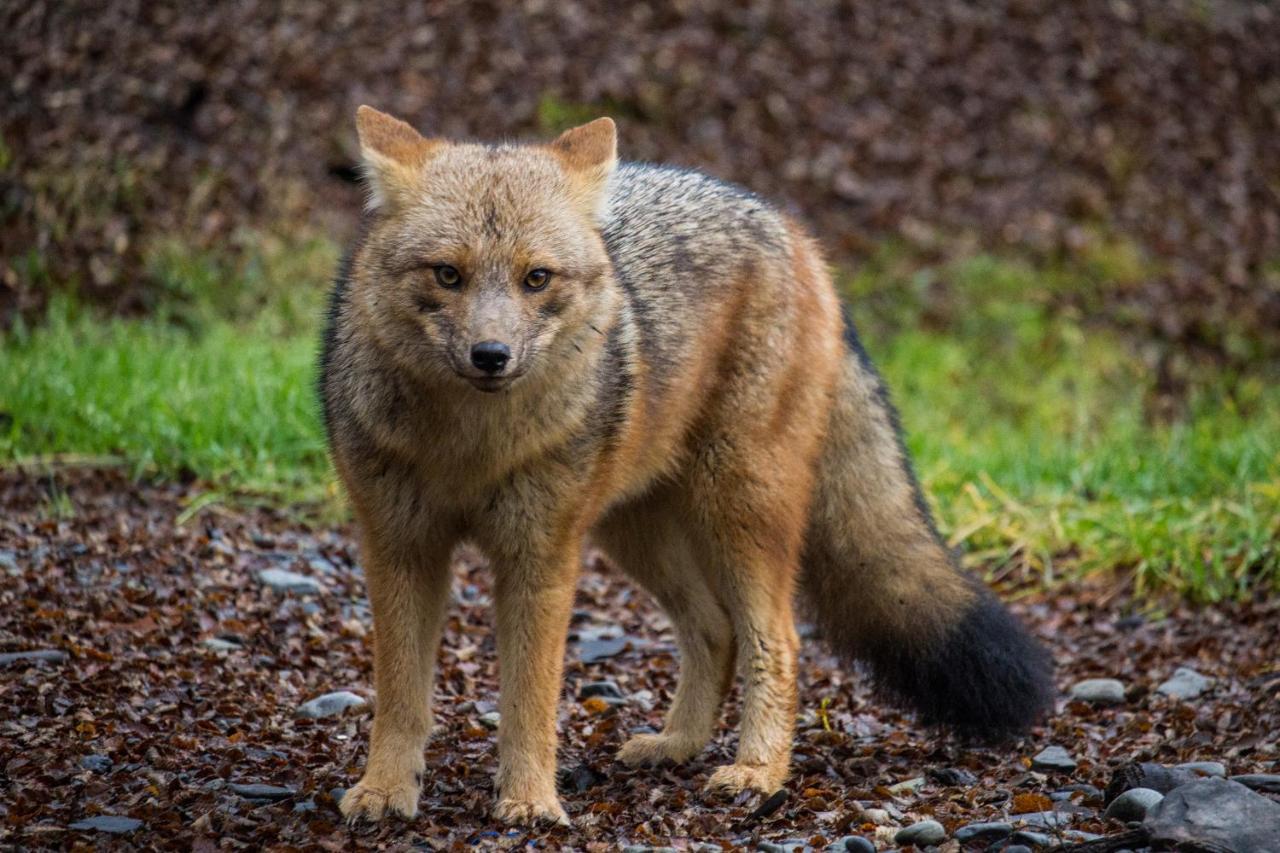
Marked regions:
[2,237,1277,601]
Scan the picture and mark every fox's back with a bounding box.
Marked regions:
[601,164,804,397]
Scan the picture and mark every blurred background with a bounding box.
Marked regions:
[2,0,1277,600]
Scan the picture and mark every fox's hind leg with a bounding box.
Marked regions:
[593,490,736,766]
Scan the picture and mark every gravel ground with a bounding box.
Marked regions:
[1,468,1277,850]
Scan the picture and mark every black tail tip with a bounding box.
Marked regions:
[868,585,1055,740]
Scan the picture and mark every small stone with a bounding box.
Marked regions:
[1061,830,1103,842]
[838,836,876,853]
[296,691,368,719]
[1069,678,1126,705]
[228,783,295,801]
[1011,830,1053,848]
[863,808,891,825]
[1031,745,1077,772]
[757,842,805,853]
[1004,846,1033,853]
[1157,667,1211,700]
[576,636,630,663]
[886,776,925,796]
[558,762,601,794]
[1177,761,1226,778]
[258,568,323,594]
[894,819,946,846]
[293,800,316,813]
[1104,787,1164,822]
[1017,810,1072,828]
[1053,783,1103,802]
[0,649,68,666]
[578,680,625,700]
[1229,773,1280,793]
[479,711,501,730]
[928,767,978,786]
[953,821,1012,843]
[69,815,142,833]
[80,754,113,773]
[203,637,242,652]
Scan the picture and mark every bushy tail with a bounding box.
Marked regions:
[801,312,1053,738]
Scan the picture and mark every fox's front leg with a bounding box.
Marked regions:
[340,531,453,824]
[490,541,581,827]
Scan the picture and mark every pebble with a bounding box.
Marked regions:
[577,636,630,663]
[757,841,805,853]
[1031,745,1077,772]
[863,808,892,825]
[1011,830,1053,848]
[894,819,946,846]
[1177,761,1226,778]
[0,649,68,666]
[1157,667,1211,700]
[1053,783,1103,802]
[202,637,242,652]
[228,783,295,801]
[258,568,323,594]
[953,821,1012,843]
[296,691,368,719]
[886,776,925,796]
[838,837,876,853]
[929,767,978,786]
[257,568,322,594]
[68,815,143,833]
[1230,774,1280,793]
[479,711,501,730]
[578,680,624,700]
[1103,787,1164,822]
[1062,830,1103,842]
[1068,678,1126,705]
[1004,847,1033,853]
[623,847,678,853]
[80,754,113,773]
[1017,810,1071,828]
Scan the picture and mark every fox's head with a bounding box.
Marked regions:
[350,106,619,394]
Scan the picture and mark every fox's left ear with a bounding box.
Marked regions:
[355,105,443,212]
[548,117,617,222]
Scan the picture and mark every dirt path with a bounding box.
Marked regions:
[1,469,1276,850]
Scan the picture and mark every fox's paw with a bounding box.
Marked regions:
[339,776,420,824]
[703,762,786,798]
[617,732,706,767]
[493,793,570,827]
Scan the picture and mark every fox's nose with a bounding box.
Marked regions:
[470,340,511,374]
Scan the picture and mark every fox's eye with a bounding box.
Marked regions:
[524,269,551,291]
[434,265,461,288]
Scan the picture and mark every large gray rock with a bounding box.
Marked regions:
[1157,666,1211,700]
[1069,678,1126,705]
[1144,778,1280,851]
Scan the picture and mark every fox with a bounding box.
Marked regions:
[320,106,1054,827]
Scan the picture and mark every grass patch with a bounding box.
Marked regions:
[0,235,337,504]
[2,238,1276,600]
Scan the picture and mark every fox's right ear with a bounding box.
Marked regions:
[354,106,443,212]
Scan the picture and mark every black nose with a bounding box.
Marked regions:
[470,340,511,374]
